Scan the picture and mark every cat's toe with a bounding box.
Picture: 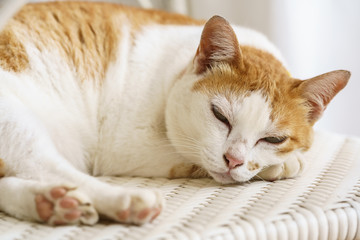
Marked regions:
[35,194,54,221]
[35,186,99,225]
[128,190,164,224]
[103,189,164,225]
[50,187,67,199]
[116,206,162,224]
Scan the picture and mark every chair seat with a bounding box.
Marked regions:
[0,131,359,240]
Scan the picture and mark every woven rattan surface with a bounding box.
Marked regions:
[0,131,360,240]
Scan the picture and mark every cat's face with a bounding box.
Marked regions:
[166,16,350,184]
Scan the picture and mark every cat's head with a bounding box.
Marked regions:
[166,16,350,184]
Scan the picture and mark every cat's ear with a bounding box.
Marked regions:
[194,15,242,74]
[299,70,350,124]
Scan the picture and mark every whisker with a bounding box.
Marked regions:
[255,174,266,182]
[165,131,202,144]
[148,139,201,150]
[151,142,201,150]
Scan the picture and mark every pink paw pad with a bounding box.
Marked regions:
[35,195,54,221]
[35,186,98,225]
[116,206,162,224]
[50,187,67,199]
[118,209,130,221]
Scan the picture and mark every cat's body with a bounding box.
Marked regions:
[0,2,350,225]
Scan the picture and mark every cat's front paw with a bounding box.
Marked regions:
[97,188,164,225]
[256,155,304,181]
[35,186,98,225]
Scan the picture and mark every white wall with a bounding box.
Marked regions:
[189,0,360,137]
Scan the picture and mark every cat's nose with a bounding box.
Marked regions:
[223,153,244,169]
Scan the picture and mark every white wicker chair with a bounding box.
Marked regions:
[0,2,359,239]
[1,132,359,239]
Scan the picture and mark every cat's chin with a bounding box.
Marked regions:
[208,171,237,184]
[209,169,258,184]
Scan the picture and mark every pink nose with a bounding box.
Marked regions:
[224,153,244,169]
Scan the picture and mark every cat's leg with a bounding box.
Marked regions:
[0,175,163,225]
[0,177,98,225]
[0,95,99,224]
[0,96,163,225]
[256,153,304,181]
[88,184,164,225]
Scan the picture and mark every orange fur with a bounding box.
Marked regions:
[195,16,241,74]
[1,2,347,165]
[193,17,350,160]
[168,163,209,179]
[0,158,4,177]
[193,46,313,155]
[0,29,29,72]
[247,162,260,171]
[1,2,203,80]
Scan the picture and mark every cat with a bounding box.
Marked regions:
[0,1,350,226]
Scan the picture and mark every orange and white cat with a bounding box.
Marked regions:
[0,2,350,225]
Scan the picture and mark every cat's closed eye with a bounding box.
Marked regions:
[211,104,231,129]
[260,136,288,144]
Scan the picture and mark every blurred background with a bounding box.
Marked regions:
[6,0,360,136]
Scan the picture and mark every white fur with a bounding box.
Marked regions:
[0,21,296,224]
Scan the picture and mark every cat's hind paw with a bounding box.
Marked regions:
[116,189,163,225]
[35,186,99,225]
[99,189,164,225]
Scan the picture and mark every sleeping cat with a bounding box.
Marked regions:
[0,2,350,225]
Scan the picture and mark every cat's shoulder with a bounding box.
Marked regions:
[13,2,204,28]
[0,2,204,75]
